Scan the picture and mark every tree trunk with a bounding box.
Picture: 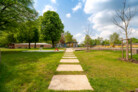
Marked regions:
[52,40,55,48]
[34,42,36,48]
[87,43,89,51]
[29,42,31,49]
[126,39,129,60]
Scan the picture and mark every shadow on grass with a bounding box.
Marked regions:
[0,51,63,92]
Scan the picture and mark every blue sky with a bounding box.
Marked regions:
[34,0,138,43]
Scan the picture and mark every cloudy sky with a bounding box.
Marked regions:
[34,0,138,43]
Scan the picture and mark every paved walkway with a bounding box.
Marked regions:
[48,48,93,91]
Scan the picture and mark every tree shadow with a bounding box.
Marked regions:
[0,51,62,92]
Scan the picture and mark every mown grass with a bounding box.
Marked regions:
[74,50,138,92]
[1,49,138,92]
[0,48,65,52]
[0,50,63,92]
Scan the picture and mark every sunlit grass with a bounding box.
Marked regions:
[75,50,138,92]
[0,48,65,52]
[0,51,63,92]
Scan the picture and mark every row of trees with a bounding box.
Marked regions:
[83,32,138,47]
[83,0,137,60]
[0,0,65,48]
[82,32,121,47]
[0,0,39,48]
[59,31,77,45]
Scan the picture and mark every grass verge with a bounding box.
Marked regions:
[0,51,63,92]
[75,50,138,92]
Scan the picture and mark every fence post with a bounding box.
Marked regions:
[130,38,132,59]
[121,39,124,59]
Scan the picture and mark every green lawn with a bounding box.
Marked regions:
[0,50,63,92]
[0,48,65,52]
[0,49,138,92]
[74,50,138,92]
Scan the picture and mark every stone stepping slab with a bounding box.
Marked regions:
[62,57,77,59]
[64,53,75,54]
[56,64,83,71]
[63,55,76,57]
[48,75,93,91]
[60,59,79,63]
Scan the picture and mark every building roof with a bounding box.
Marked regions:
[14,43,51,45]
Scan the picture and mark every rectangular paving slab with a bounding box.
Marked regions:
[62,57,77,59]
[64,55,75,57]
[56,64,83,71]
[60,59,79,63]
[64,53,74,55]
[48,75,93,91]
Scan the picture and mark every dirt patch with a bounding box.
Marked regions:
[119,58,138,64]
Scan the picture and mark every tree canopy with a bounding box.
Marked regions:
[0,0,37,31]
[109,32,121,46]
[64,31,73,43]
[41,11,64,48]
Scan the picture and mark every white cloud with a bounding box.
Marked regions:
[74,33,82,38]
[84,0,138,40]
[84,0,110,14]
[51,0,56,3]
[130,28,138,39]
[74,33,85,44]
[66,13,71,18]
[72,2,82,12]
[42,5,56,14]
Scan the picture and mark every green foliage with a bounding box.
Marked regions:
[0,31,17,47]
[64,31,73,43]
[17,20,40,48]
[102,39,110,45]
[41,11,64,48]
[92,37,103,45]
[0,0,37,30]
[84,34,92,46]
[131,38,138,43]
[32,27,39,43]
[109,32,121,45]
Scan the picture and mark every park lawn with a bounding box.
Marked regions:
[0,48,65,52]
[0,51,63,92]
[75,50,138,92]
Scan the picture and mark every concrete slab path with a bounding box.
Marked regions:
[56,64,83,71]
[62,57,77,59]
[48,48,93,91]
[60,59,79,63]
[48,75,93,91]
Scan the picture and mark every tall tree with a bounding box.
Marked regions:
[59,33,65,44]
[109,32,120,47]
[17,21,36,49]
[41,11,64,48]
[0,0,37,30]
[84,24,93,51]
[113,0,137,60]
[84,35,92,49]
[32,27,39,48]
[64,31,73,43]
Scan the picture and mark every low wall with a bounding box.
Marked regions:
[74,47,138,54]
[92,44,138,48]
